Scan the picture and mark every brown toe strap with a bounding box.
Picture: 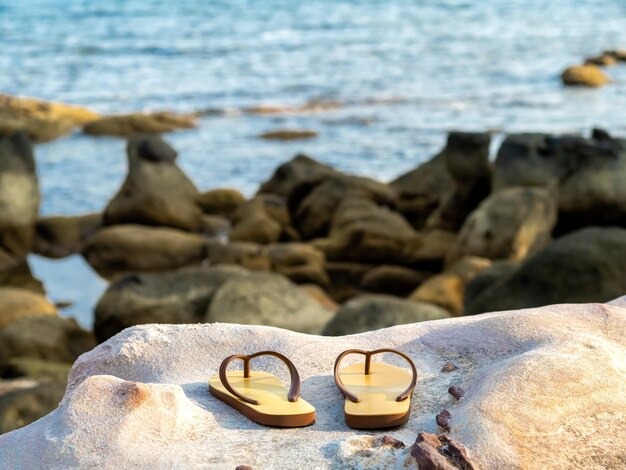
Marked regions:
[218,351,301,406]
[334,348,417,403]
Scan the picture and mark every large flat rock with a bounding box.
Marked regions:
[1,298,625,469]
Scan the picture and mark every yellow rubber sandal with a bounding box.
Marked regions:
[209,351,315,427]
[334,348,417,429]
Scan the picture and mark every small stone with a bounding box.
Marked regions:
[448,385,465,400]
[436,409,452,432]
[235,466,253,470]
[377,435,405,449]
[441,362,458,373]
[439,435,477,470]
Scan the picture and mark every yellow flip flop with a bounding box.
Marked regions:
[209,351,315,427]
[334,348,417,429]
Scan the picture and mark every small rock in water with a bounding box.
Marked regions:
[258,129,318,140]
[442,362,458,373]
[436,409,452,432]
[448,385,465,400]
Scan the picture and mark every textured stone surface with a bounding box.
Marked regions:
[2,298,625,469]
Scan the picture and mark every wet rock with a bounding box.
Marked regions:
[448,386,465,400]
[313,198,422,265]
[410,257,491,315]
[0,316,95,365]
[465,227,626,314]
[0,133,40,270]
[446,187,557,265]
[0,94,99,142]
[584,53,617,66]
[0,381,66,434]
[205,272,334,334]
[426,132,492,232]
[103,136,202,231]
[322,294,449,336]
[293,174,397,239]
[94,265,249,342]
[258,129,317,140]
[267,243,329,287]
[197,188,245,218]
[83,111,196,136]
[207,241,271,271]
[258,154,337,200]
[230,195,297,244]
[33,213,102,259]
[561,65,609,87]
[436,409,452,432]
[0,288,57,329]
[441,362,458,373]
[82,224,208,279]
[360,265,430,297]
[390,149,453,229]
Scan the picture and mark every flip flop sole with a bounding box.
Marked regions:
[345,409,410,429]
[209,384,316,428]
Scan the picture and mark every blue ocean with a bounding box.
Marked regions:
[2,0,626,325]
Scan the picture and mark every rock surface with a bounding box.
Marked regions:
[83,112,196,136]
[33,213,102,259]
[103,136,202,231]
[0,94,99,142]
[258,129,318,140]
[0,288,57,328]
[1,299,625,469]
[465,227,626,314]
[561,64,610,87]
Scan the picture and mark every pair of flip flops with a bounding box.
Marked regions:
[208,348,417,429]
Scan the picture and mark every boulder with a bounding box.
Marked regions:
[359,265,430,297]
[390,152,452,229]
[561,65,609,87]
[0,260,45,295]
[5,300,624,468]
[0,316,95,365]
[293,174,397,239]
[206,241,271,271]
[446,187,557,265]
[83,112,196,136]
[426,132,492,231]
[82,224,208,279]
[494,131,626,232]
[465,227,626,315]
[410,257,492,315]
[205,272,334,334]
[258,154,337,200]
[584,53,617,66]
[33,213,102,259]
[312,198,423,265]
[322,294,450,335]
[230,195,297,244]
[0,288,57,329]
[463,260,519,311]
[0,381,66,434]
[324,261,371,302]
[197,188,245,218]
[267,243,329,287]
[199,215,230,239]
[258,129,317,140]
[300,284,338,311]
[0,133,40,270]
[103,136,202,231]
[94,265,249,342]
[0,94,99,143]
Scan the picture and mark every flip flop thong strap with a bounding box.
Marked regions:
[333,348,417,403]
[218,351,302,406]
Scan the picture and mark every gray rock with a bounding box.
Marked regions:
[465,227,626,314]
[205,272,334,334]
[322,294,450,336]
[94,265,249,342]
[33,213,102,259]
[103,136,202,231]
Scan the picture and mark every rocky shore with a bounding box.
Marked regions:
[1,93,626,463]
